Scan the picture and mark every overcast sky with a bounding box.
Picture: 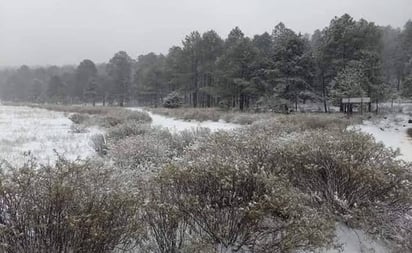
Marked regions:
[0,0,411,67]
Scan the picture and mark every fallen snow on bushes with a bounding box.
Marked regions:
[127,107,240,132]
[0,105,101,166]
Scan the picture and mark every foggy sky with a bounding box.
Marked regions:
[1,0,411,67]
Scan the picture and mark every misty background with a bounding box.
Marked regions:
[1,0,411,67]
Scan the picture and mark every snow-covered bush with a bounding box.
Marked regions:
[142,119,411,252]
[278,129,411,212]
[163,91,182,108]
[97,110,151,128]
[72,109,152,128]
[110,132,172,173]
[107,122,151,141]
[276,129,412,249]
[174,127,211,150]
[0,158,145,252]
[153,155,334,252]
[136,129,336,252]
[110,126,211,174]
[69,112,89,124]
[140,177,189,253]
[124,110,152,122]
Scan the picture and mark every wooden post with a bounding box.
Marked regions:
[360,99,363,114]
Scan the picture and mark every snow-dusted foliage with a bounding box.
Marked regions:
[2,105,411,252]
[107,121,152,141]
[163,91,182,108]
[110,126,210,177]
[137,114,411,252]
[0,158,145,252]
[278,130,412,250]
[111,133,172,174]
[135,124,334,252]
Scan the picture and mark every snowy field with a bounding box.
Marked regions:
[1,105,410,253]
[0,105,101,167]
[127,107,240,132]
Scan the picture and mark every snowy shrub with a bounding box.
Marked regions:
[111,134,171,171]
[163,91,182,108]
[107,122,151,141]
[154,163,334,253]
[277,130,411,214]
[274,114,350,130]
[276,129,412,249]
[153,122,411,252]
[125,110,152,122]
[140,178,189,253]
[174,127,211,150]
[97,110,151,128]
[140,130,336,252]
[100,115,124,127]
[69,112,89,124]
[109,127,210,178]
[0,159,145,252]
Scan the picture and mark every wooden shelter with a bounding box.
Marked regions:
[341,97,371,114]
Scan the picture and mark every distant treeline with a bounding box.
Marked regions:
[0,14,411,111]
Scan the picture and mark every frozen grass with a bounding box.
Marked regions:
[26,103,152,128]
[0,105,102,166]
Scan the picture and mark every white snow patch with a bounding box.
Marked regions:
[313,224,389,253]
[127,107,240,132]
[351,113,412,162]
[0,105,102,166]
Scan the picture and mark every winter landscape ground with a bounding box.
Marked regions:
[0,105,101,166]
[1,0,412,251]
[0,103,411,252]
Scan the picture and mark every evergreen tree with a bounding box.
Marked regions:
[75,59,97,101]
[47,75,66,101]
[107,51,133,106]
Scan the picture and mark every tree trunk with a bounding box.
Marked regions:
[119,94,124,107]
[239,94,244,111]
[322,74,328,113]
[295,94,298,112]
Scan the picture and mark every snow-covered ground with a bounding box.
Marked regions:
[353,113,412,162]
[1,105,408,252]
[127,107,240,132]
[0,105,101,167]
[314,224,389,253]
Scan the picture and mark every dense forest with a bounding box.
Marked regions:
[1,14,411,112]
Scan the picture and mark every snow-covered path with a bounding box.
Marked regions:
[0,105,101,166]
[127,107,240,132]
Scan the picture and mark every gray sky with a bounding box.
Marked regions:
[0,0,411,67]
